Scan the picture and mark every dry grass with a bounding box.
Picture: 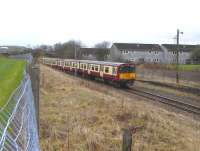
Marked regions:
[40,65,200,151]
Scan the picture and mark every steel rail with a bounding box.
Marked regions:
[127,88,200,115]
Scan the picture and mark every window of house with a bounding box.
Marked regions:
[105,67,109,73]
[173,51,177,54]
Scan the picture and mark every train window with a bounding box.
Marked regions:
[100,65,104,71]
[92,65,95,70]
[80,64,83,68]
[95,66,99,71]
[84,64,87,69]
[112,67,117,75]
[105,67,109,73]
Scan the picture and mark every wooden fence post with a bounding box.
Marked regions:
[122,129,133,151]
[122,126,143,151]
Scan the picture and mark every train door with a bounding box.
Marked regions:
[100,65,104,78]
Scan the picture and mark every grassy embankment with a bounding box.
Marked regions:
[138,64,200,72]
[40,65,200,151]
[0,56,26,108]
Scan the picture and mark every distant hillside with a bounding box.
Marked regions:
[0,46,26,52]
[0,46,30,55]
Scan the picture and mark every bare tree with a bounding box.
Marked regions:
[54,40,83,59]
[94,41,110,49]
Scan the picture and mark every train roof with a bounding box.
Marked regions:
[43,57,133,66]
[78,60,126,66]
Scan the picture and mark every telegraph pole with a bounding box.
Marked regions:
[176,29,180,84]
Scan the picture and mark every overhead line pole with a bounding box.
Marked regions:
[176,29,180,84]
[74,43,77,76]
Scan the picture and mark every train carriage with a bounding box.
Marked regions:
[42,57,136,87]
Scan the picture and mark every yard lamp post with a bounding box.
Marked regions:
[176,29,183,84]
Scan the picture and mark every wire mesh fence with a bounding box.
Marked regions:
[0,74,40,151]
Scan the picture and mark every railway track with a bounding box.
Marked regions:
[127,88,200,115]
[136,79,200,96]
[45,65,200,115]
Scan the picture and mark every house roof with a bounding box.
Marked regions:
[113,43,162,51]
[79,48,110,55]
[162,44,196,52]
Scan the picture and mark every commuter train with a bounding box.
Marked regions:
[42,57,136,87]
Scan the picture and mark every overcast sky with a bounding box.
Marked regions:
[0,0,199,47]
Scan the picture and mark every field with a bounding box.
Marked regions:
[0,56,26,107]
[166,64,200,71]
[40,65,200,151]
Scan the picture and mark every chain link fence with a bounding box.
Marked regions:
[0,74,40,151]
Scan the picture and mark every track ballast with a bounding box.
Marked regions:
[127,88,200,115]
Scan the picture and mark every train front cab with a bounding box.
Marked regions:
[118,64,136,87]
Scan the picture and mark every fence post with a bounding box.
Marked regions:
[122,129,133,151]
[30,64,40,134]
[122,126,143,151]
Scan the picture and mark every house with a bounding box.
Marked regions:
[110,43,164,63]
[79,48,110,61]
[162,44,196,64]
[0,46,8,53]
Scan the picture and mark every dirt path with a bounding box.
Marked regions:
[39,65,200,151]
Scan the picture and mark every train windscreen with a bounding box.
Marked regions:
[118,66,135,73]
